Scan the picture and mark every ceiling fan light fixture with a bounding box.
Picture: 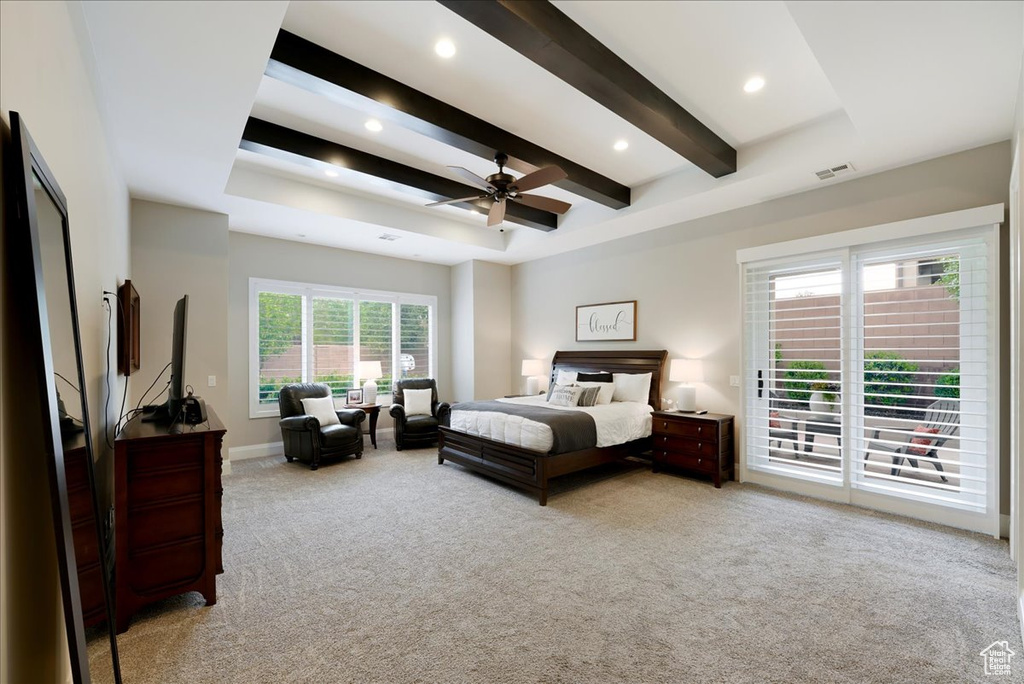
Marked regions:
[613,139,629,152]
[434,39,456,59]
[324,169,339,178]
[743,76,765,93]
[364,119,383,133]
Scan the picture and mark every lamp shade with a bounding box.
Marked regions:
[521,359,544,377]
[669,358,704,383]
[358,360,383,380]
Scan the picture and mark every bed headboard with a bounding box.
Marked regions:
[549,350,669,410]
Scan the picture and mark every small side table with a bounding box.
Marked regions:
[345,403,381,449]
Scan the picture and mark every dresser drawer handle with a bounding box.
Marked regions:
[698,442,702,450]
[662,421,668,429]
[698,426,703,435]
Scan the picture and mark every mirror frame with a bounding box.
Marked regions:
[7,111,121,683]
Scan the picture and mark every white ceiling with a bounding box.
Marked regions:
[79,1,1023,266]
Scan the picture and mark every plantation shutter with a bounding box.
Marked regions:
[256,290,304,406]
[311,296,354,398]
[399,303,431,380]
[358,300,394,395]
[744,258,845,483]
[850,239,992,512]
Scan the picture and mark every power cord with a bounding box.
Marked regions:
[101,297,115,447]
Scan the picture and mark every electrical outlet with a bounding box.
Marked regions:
[208,375,217,387]
[729,375,740,387]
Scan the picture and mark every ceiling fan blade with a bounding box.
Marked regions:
[514,193,572,214]
[426,195,486,207]
[510,165,567,193]
[448,166,495,192]
[487,199,506,227]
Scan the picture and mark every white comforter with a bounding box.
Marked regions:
[449,395,654,452]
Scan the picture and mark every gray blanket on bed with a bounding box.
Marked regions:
[451,400,597,454]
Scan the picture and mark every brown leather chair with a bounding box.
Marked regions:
[389,378,450,450]
[279,383,365,470]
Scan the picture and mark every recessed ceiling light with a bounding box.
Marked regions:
[743,76,765,93]
[364,119,383,133]
[324,169,339,178]
[435,39,456,59]
[613,139,629,152]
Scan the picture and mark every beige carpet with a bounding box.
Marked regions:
[90,436,1018,683]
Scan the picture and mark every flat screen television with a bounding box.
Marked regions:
[144,294,188,423]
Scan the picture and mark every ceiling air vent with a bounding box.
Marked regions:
[815,162,856,181]
[378,233,400,241]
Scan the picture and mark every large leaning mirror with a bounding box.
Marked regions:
[6,111,122,682]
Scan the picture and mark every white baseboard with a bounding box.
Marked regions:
[1019,594,1024,649]
[228,441,283,463]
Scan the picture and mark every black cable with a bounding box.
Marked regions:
[117,362,171,434]
[54,371,80,391]
[104,290,131,441]
[102,298,114,448]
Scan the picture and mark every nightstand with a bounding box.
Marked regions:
[650,411,734,487]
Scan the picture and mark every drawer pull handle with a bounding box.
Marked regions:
[698,442,702,450]
[698,427,702,435]
[662,421,668,429]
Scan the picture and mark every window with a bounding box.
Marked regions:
[249,278,436,417]
[739,205,1001,534]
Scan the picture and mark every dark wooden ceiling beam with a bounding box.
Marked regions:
[266,29,630,209]
[239,118,558,231]
[439,0,737,178]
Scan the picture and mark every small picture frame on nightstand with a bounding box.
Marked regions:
[346,388,363,404]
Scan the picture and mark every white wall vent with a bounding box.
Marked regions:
[815,162,856,181]
[378,233,400,241]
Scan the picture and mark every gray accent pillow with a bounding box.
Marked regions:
[576,385,601,407]
[548,384,583,407]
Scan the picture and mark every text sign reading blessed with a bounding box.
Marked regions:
[576,301,637,342]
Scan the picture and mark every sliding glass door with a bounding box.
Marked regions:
[743,231,997,531]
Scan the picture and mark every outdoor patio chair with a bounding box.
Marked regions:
[769,391,800,455]
[864,399,959,483]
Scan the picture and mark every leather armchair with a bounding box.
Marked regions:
[389,378,450,451]
[279,383,365,470]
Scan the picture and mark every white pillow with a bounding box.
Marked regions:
[575,381,614,405]
[612,372,652,404]
[403,388,433,416]
[301,396,340,427]
[555,370,577,385]
[547,383,583,407]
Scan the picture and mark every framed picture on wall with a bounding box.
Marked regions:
[576,300,637,341]
[346,388,363,405]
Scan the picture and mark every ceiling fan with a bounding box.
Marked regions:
[427,152,572,228]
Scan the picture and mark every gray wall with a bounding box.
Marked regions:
[228,232,452,449]
[511,140,1013,513]
[1,1,130,678]
[450,260,512,402]
[130,200,230,435]
[451,261,475,401]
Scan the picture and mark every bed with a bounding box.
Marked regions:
[437,350,668,505]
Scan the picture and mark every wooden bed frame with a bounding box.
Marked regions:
[438,350,668,505]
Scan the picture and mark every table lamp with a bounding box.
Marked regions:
[669,358,704,412]
[521,359,544,395]
[358,360,383,404]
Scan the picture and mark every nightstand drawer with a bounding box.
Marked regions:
[652,417,716,439]
[666,452,718,473]
[652,434,719,457]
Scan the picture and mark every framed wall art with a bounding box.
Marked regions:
[575,300,637,342]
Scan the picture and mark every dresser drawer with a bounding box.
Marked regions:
[652,433,719,457]
[652,418,716,440]
[667,452,719,473]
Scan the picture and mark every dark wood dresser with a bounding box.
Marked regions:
[64,433,107,627]
[651,411,734,487]
[114,406,225,633]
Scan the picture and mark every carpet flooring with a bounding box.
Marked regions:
[90,437,1018,683]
